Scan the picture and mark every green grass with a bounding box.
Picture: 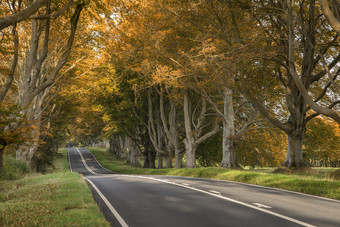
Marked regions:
[0,148,110,227]
[89,147,340,200]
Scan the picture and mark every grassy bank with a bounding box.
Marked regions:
[89,147,340,200]
[0,148,110,226]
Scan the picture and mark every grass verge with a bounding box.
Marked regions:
[0,148,110,226]
[89,147,340,201]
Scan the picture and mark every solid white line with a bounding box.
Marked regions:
[76,148,97,175]
[85,178,128,227]
[129,175,316,227]
[67,148,73,172]
[182,183,190,186]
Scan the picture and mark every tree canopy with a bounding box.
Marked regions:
[1,0,339,172]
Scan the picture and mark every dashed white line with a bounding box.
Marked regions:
[126,175,316,227]
[209,190,221,195]
[253,203,272,209]
[85,177,128,227]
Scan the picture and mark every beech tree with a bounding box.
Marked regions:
[14,0,84,170]
[241,0,340,167]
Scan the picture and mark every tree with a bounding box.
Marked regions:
[14,0,84,170]
[242,0,340,167]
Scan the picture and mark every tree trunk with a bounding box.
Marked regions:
[185,142,198,168]
[220,127,239,168]
[165,155,172,168]
[174,149,184,168]
[183,90,196,168]
[164,143,173,168]
[16,98,42,172]
[157,154,163,169]
[183,90,219,168]
[126,137,141,167]
[143,152,150,168]
[109,137,119,155]
[17,142,38,171]
[285,133,306,167]
[220,88,239,168]
[118,136,126,160]
[149,151,156,168]
[143,139,156,168]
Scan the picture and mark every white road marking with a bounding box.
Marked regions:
[114,175,315,227]
[182,183,190,186]
[209,190,221,195]
[218,178,340,204]
[76,148,97,175]
[85,148,115,173]
[253,203,272,209]
[85,178,128,227]
[67,148,73,172]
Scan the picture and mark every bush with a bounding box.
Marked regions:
[0,156,27,180]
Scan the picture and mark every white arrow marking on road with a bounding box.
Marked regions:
[253,203,272,209]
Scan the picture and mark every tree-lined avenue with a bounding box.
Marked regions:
[68,148,340,227]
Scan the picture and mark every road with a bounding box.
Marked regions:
[67,147,340,227]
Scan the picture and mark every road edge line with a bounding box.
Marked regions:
[85,177,128,227]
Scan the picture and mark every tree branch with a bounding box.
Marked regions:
[319,0,340,32]
[289,65,340,123]
[26,2,84,105]
[239,86,290,132]
[29,0,74,20]
[0,24,18,103]
[0,0,47,30]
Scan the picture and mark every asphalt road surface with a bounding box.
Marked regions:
[67,147,340,227]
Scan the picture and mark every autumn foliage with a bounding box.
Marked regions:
[0,0,339,172]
